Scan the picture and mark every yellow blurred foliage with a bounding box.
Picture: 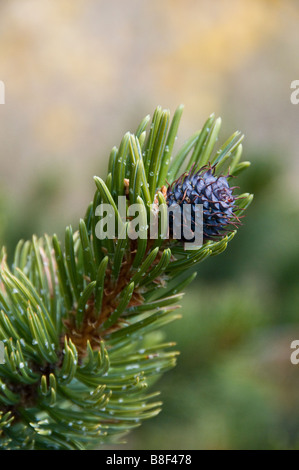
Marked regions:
[0,0,298,219]
[153,0,292,112]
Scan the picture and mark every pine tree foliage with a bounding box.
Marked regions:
[0,106,253,449]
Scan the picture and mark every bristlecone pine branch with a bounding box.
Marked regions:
[0,105,253,450]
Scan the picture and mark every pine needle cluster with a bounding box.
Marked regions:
[0,106,253,449]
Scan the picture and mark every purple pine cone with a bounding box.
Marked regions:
[166,164,241,241]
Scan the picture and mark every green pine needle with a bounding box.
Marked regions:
[0,105,253,450]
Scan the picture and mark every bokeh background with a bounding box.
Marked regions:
[1,0,299,450]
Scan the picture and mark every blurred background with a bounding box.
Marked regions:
[1,0,299,450]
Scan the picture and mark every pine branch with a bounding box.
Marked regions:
[0,106,253,450]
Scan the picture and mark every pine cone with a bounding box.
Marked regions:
[166,164,240,241]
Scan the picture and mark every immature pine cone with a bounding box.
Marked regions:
[166,164,241,241]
